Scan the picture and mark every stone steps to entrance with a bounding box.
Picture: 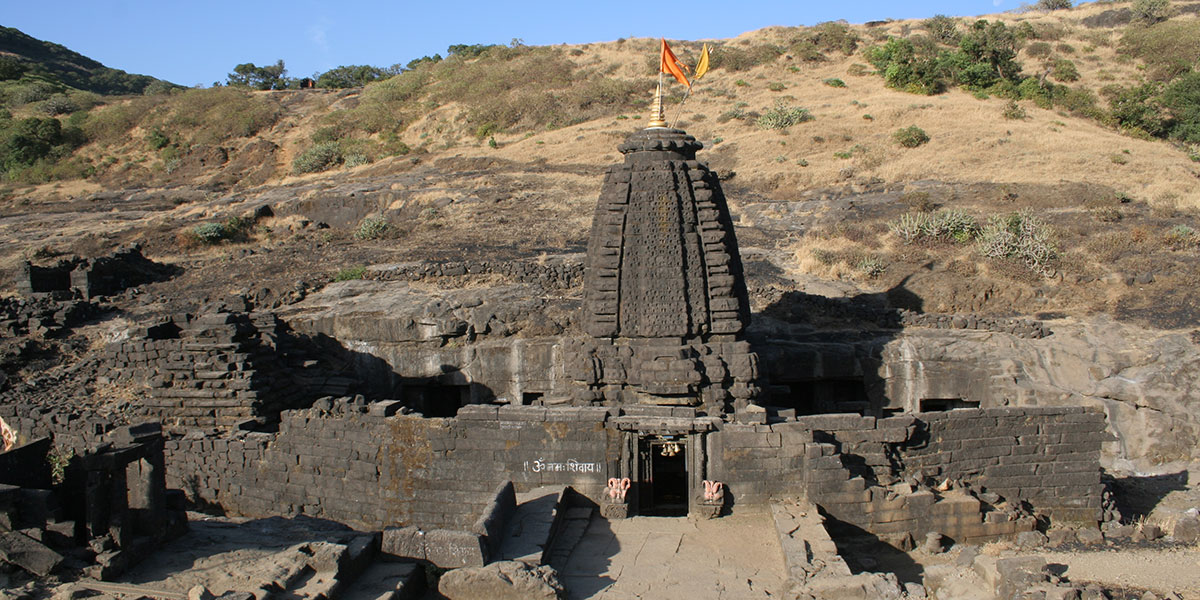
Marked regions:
[496,486,564,565]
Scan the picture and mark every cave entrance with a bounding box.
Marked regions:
[638,435,688,517]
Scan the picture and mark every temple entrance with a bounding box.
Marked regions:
[638,436,688,517]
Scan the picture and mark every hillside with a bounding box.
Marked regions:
[1,2,1198,326]
[0,26,168,95]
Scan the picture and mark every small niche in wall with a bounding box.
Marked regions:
[919,398,980,412]
[521,392,544,406]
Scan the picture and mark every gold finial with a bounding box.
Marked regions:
[647,82,668,128]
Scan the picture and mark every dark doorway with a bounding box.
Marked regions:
[638,436,688,517]
[405,383,469,417]
[777,378,870,415]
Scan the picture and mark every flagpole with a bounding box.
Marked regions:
[670,86,692,129]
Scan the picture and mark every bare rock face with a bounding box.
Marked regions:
[879,315,1200,469]
[437,560,564,600]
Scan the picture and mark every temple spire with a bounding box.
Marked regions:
[647,79,668,128]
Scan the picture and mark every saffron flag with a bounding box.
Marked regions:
[693,43,711,82]
[660,38,690,87]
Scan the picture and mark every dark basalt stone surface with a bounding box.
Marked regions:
[573,128,760,413]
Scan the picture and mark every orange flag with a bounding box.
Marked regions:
[660,38,691,87]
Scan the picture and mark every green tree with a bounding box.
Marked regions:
[864,38,946,95]
[226,60,288,90]
[958,20,1021,83]
[405,54,442,70]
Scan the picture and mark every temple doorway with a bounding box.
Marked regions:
[638,435,688,517]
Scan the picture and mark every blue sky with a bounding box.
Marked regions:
[7,0,1025,87]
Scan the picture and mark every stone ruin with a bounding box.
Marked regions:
[1,126,1117,597]
[0,423,185,581]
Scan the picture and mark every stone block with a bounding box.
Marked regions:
[381,526,426,561]
[424,529,487,568]
[0,529,63,576]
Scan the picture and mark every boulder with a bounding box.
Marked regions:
[438,560,564,600]
[1076,528,1104,546]
[1173,515,1200,543]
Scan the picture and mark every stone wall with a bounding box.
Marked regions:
[98,310,351,429]
[155,402,1103,541]
[164,403,611,531]
[710,407,1107,543]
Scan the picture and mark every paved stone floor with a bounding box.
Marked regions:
[559,511,787,599]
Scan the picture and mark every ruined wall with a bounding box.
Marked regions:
[164,404,612,531]
[709,407,1107,543]
[98,311,349,429]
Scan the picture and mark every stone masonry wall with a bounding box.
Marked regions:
[99,311,351,429]
[710,407,1108,544]
[164,403,612,531]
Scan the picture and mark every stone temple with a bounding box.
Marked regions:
[1,118,1113,594]
[570,126,759,414]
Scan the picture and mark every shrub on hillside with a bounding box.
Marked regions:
[1119,20,1200,82]
[864,38,945,95]
[1161,71,1200,143]
[889,210,979,244]
[923,15,961,45]
[354,215,390,240]
[1103,82,1168,137]
[893,125,930,148]
[755,101,813,129]
[711,44,783,71]
[1051,59,1079,82]
[334,266,367,281]
[178,217,253,247]
[36,94,77,116]
[316,65,399,88]
[1035,0,1072,10]
[292,142,343,174]
[791,22,860,61]
[1132,0,1172,24]
[0,116,83,173]
[978,210,1058,276]
[0,57,26,81]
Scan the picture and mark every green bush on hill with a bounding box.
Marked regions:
[0,116,86,178]
[1161,71,1200,143]
[315,65,400,88]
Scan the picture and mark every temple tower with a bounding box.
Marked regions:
[567,123,760,414]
